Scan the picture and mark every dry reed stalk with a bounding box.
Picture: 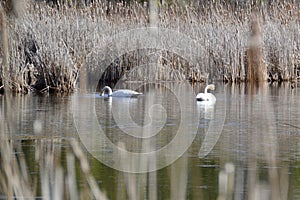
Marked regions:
[0,137,110,199]
[247,16,267,84]
[0,140,34,198]
[0,4,9,92]
[70,139,108,200]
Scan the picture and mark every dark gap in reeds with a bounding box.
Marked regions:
[97,49,203,90]
[1,1,300,94]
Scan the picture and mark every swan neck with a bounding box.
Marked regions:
[204,86,209,93]
[103,86,112,96]
[106,87,112,96]
[204,84,214,93]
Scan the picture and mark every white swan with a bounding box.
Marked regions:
[196,84,216,104]
[100,86,142,97]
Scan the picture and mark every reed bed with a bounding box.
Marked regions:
[1,1,300,93]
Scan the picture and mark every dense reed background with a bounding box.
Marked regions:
[1,0,300,92]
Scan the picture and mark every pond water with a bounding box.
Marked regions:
[0,82,300,199]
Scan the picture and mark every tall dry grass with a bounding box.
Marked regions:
[0,138,108,199]
[1,1,300,93]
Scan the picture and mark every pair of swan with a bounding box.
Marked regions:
[100,86,142,97]
[99,84,216,104]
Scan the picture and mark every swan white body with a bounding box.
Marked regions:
[196,84,216,104]
[100,86,142,97]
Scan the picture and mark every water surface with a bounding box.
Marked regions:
[1,82,300,199]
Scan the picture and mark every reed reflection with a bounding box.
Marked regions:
[0,82,299,199]
[221,82,298,200]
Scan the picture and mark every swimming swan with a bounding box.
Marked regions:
[196,84,216,104]
[100,86,142,97]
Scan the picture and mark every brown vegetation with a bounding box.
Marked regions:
[1,1,300,93]
[246,16,267,84]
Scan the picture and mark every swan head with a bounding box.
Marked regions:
[100,86,113,96]
[205,84,215,93]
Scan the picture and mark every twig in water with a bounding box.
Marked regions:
[281,123,300,130]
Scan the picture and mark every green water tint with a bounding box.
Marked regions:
[0,82,300,199]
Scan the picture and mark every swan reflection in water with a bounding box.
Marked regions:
[100,86,142,98]
[197,103,215,120]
